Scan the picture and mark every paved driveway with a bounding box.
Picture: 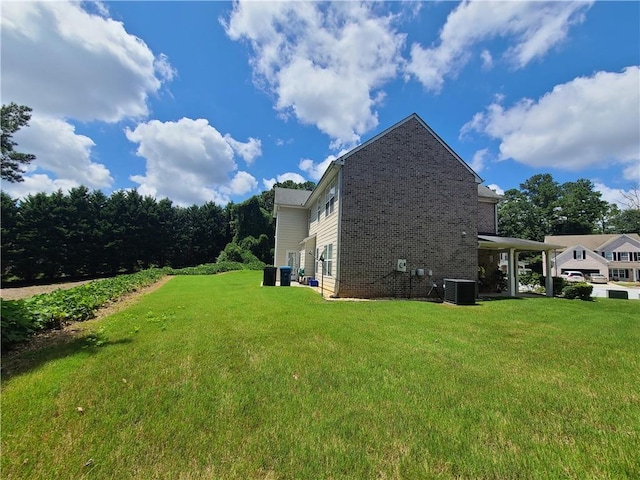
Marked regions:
[591,284,640,300]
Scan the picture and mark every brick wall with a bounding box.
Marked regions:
[338,116,478,298]
[478,201,497,235]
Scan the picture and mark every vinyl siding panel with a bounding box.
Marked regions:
[308,174,340,295]
[274,207,308,281]
[552,246,609,275]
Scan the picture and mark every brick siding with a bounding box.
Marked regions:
[338,116,478,298]
[478,202,497,235]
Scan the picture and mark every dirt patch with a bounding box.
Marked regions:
[0,280,95,300]
[1,276,174,368]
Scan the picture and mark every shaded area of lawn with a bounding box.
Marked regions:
[2,270,639,479]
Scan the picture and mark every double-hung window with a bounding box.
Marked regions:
[321,244,333,276]
[324,181,336,217]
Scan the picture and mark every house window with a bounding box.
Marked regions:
[573,250,585,260]
[619,252,630,262]
[603,251,613,261]
[634,252,640,262]
[324,181,336,217]
[322,244,333,276]
[316,200,321,223]
[609,268,629,280]
[315,248,320,274]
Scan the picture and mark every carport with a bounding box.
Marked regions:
[478,235,563,297]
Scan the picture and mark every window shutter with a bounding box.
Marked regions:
[573,251,576,259]
[583,250,586,259]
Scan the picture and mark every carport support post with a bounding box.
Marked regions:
[544,251,553,297]
[508,248,517,297]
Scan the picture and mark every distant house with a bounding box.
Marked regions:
[544,233,640,281]
[273,113,558,298]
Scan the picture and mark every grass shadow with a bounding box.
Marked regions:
[1,333,132,381]
[478,295,526,302]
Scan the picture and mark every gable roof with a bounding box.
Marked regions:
[596,233,640,251]
[554,243,609,265]
[478,184,502,201]
[302,113,484,208]
[338,113,483,184]
[273,187,312,217]
[274,187,312,206]
[545,233,640,251]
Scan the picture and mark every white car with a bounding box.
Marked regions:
[588,273,608,284]
[561,271,586,282]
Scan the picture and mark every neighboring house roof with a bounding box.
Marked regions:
[273,187,312,217]
[479,235,563,251]
[554,243,609,266]
[595,233,640,251]
[544,234,640,251]
[478,184,502,202]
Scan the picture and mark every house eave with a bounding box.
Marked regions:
[478,235,563,251]
[304,161,343,208]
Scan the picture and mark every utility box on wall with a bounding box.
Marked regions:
[396,259,407,272]
[444,279,476,305]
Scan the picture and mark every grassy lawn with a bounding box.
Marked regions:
[2,271,639,479]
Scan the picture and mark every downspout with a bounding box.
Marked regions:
[334,167,343,297]
[273,210,280,282]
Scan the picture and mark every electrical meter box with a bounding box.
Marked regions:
[396,259,407,272]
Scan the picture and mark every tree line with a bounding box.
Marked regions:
[0,181,314,284]
[497,174,640,241]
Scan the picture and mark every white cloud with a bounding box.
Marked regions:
[0,174,80,200]
[1,1,175,197]
[486,183,504,196]
[221,171,258,196]
[223,1,406,148]
[125,118,261,206]
[12,114,113,189]
[480,49,493,70]
[594,182,638,209]
[262,172,307,190]
[224,135,262,165]
[407,1,592,91]
[462,67,640,178]
[1,1,175,123]
[299,149,349,181]
[470,148,489,173]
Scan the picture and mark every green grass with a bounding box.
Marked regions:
[2,271,639,479]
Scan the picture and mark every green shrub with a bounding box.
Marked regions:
[217,242,265,266]
[540,276,567,296]
[520,271,542,287]
[168,260,265,276]
[562,282,593,301]
[1,268,166,350]
[1,300,33,349]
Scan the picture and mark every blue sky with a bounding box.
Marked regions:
[2,1,639,207]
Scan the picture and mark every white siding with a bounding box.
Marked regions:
[551,246,608,276]
[274,207,308,281]
[308,175,340,295]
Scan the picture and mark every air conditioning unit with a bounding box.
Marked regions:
[444,279,476,305]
